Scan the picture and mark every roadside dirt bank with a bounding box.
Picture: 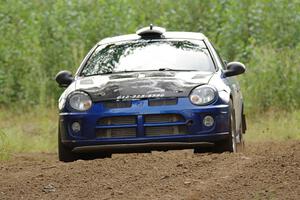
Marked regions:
[0,141,299,200]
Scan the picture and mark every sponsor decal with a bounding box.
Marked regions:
[117,93,165,100]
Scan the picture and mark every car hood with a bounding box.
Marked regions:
[75,71,214,101]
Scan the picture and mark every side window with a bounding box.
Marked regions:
[207,42,226,70]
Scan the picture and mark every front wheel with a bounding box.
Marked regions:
[214,100,240,153]
[58,130,78,162]
[236,120,245,152]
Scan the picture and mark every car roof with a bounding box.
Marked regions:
[97,31,208,45]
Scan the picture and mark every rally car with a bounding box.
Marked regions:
[55,25,246,162]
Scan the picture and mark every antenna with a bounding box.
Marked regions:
[136,25,166,38]
[150,24,153,30]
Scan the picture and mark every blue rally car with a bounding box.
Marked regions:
[55,25,246,162]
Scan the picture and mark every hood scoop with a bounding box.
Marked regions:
[144,71,175,77]
[109,73,139,80]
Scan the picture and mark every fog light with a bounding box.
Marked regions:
[71,122,81,133]
[203,115,214,127]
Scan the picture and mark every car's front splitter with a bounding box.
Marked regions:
[70,133,229,153]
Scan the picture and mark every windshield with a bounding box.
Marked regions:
[80,39,215,76]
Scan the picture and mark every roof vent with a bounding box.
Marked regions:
[136,24,166,38]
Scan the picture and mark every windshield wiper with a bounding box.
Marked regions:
[90,68,198,76]
[102,70,142,74]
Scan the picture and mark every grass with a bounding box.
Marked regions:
[0,108,299,160]
[0,107,57,160]
[245,110,300,141]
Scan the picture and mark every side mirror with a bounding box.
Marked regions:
[224,62,246,77]
[55,70,74,87]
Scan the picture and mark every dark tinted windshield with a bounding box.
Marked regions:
[80,39,215,76]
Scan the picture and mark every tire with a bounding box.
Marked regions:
[214,100,238,153]
[58,129,78,162]
[236,119,245,152]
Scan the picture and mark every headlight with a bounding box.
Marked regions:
[189,85,217,105]
[68,91,92,111]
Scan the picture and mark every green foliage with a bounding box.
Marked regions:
[0,0,299,112]
[241,46,300,111]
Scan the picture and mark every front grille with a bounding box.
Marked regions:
[145,125,187,136]
[144,114,185,123]
[148,98,177,106]
[96,128,136,138]
[103,101,132,109]
[98,116,136,125]
[96,114,187,138]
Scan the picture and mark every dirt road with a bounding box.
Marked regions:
[0,141,299,200]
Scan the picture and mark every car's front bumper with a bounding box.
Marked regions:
[59,97,230,151]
